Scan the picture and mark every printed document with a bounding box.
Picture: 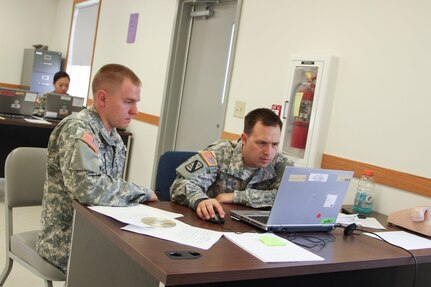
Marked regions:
[89,205,223,250]
[224,232,324,262]
[365,231,431,250]
[336,213,386,229]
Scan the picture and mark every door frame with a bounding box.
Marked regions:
[154,0,243,169]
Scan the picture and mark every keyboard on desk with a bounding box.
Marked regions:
[0,113,26,119]
[43,117,61,123]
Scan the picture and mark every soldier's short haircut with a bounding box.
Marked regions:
[92,64,141,95]
[243,108,282,135]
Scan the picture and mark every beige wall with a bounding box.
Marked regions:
[90,0,177,187]
[0,0,61,84]
[225,0,431,214]
[3,0,430,215]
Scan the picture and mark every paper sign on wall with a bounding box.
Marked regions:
[127,13,139,43]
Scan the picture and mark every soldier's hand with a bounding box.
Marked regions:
[196,199,225,220]
[215,193,234,203]
[148,192,159,201]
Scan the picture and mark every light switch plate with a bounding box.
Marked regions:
[233,101,246,118]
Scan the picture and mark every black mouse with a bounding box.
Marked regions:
[209,210,225,224]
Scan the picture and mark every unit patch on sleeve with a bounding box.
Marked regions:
[185,160,204,173]
[81,132,99,153]
[199,150,217,167]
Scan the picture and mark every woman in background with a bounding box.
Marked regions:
[33,71,70,117]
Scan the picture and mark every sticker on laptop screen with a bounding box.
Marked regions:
[309,173,329,182]
[323,194,338,208]
[25,92,37,102]
[320,218,336,224]
[288,174,307,182]
[337,175,352,182]
[45,111,58,118]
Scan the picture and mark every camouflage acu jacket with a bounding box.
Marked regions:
[36,106,152,272]
[170,140,293,210]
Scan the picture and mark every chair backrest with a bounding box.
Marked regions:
[5,147,47,208]
[155,151,197,201]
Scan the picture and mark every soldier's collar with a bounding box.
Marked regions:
[88,107,118,146]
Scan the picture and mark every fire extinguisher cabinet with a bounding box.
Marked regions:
[282,56,338,167]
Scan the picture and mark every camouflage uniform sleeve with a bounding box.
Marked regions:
[233,152,294,208]
[170,151,219,210]
[58,125,152,206]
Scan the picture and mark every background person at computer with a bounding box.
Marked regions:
[33,71,70,117]
[36,64,158,273]
[171,108,293,222]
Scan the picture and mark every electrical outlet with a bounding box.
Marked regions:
[233,101,246,118]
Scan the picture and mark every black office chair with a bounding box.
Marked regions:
[155,151,197,201]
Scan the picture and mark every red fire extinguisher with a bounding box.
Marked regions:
[291,73,316,149]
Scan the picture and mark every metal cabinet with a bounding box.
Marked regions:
[21,49,62,94]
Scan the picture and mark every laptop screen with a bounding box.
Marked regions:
[44,93,85,119]
[0,87,37,116]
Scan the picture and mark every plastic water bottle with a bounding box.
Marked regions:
[353,170,375,214]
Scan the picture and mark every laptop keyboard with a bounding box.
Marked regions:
[0,113,25,119]
[249,215,269,224]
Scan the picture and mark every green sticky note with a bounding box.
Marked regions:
[259,235,287,246]
[320,218,336,224]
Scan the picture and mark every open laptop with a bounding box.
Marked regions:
[230,166,354,232]
[0,87,38,117]
[44,93,85,120]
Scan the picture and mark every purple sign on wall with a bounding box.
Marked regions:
[127,13,139,43]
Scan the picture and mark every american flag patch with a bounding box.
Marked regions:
[199,151,217,167]
[81,132,99,153]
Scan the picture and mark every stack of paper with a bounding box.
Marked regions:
[89,205,223,250]
[224,232,324,262]
[336,213,386,229]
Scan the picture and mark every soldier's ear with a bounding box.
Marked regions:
[241,133,247,145]
[94,90,107,107]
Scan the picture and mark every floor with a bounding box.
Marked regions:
[0,191,64,286]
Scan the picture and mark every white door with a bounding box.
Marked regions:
[174,1,238,151]
[157,0,242,159]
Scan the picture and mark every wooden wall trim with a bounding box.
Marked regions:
[133,113,159,126]
[222,131,241,141]
[321,153,431,198]
[86,98,159,126]
[0,83,29,90]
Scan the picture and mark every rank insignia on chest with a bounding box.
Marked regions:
[199,150,217,167]
[81,132,99,153]
[185,160,203,173]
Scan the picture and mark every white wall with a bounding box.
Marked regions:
[91,0,177,187]
[225,0,431,214]
[50,0,73,57]
[3,0,430,215]
[0,0,70,85]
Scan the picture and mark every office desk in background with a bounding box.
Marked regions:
[68,201,431,287]
[0,117,132,179]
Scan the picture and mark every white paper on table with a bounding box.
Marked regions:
[122,220,223,250]
[224,232,324,262]
[336,213,386,229]
[89,205,183,228]
[365,231,431,250]
[24,118,52,125]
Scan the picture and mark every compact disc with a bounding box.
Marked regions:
[141,217,176,228]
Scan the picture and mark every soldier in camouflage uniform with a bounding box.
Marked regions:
[171,108,293,222]
[37,64,158,273]
[33,71,71,117]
